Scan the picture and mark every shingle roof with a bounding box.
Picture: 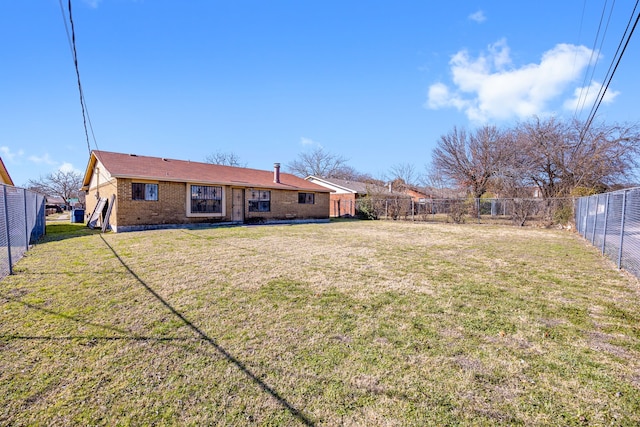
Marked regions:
[82,151,331,192]
[307,176,388,195]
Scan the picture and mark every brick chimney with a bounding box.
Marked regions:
[273,163,281,183]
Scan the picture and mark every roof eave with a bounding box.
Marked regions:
[106,173,332,192]
[306,176,356,194]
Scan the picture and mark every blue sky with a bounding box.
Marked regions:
[1,1,639,186]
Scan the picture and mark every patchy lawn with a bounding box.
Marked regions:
[1,220,639,426]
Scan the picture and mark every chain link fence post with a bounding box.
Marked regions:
[3,185,13,275]
[601,193,610,255]
[23,188,29,246]
[591,194,598,244]
[617,190,628,269]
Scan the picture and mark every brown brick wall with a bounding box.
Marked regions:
[245,190,329,222]
[88,179,330,230]
[115,179,232,227]
[329,194,357,217]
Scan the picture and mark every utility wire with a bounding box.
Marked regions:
[59,0,98,155]
[571,0,588,85]
[580,0,640,144]
[58,0,73,53]
[574,0,612,119]
[574,0,617,119]
[583,0,637,122]
[59,0,116,195]
[56,0,127,222]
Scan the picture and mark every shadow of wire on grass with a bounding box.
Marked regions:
[99,235,315,426]
[0,334,191,342]
[0,295,194,344]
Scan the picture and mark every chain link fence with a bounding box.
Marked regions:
[355,197,574,226]
[575,187,640,279]
[0,185,46,278]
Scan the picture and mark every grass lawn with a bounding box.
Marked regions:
[1,220,639,426]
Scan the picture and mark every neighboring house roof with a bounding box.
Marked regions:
[0,157,14,186]
[46,196,66,205]
[306,176,388,195]
[403,186,431,200]
[81,150,331,193]
[306,176,414,198]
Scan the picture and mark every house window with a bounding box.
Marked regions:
[191,185,223,214]
[132,183,158,201]
[298,192,314,204]
[249,190,270,212]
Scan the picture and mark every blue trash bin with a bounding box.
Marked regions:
[71,209,85,223]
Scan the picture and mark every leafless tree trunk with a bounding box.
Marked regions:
[389,163,418,186]
[514,117,640,198]
[432,125,508,199]
[28,170,84,209]
[286,147,353,178]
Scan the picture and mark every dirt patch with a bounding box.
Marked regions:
[589,331,633,361]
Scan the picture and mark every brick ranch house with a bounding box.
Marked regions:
[81,150,331,232]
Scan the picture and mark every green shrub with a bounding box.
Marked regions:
[553,205,574,225]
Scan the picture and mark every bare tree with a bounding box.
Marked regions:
[204,151,246,167]
[428,117,639,225]
[28,170,84,209]
[514,117,640,198]
[327,164,366,181]
[422,162,458,198]
[389,163,418,186]
[432,125,507,199]
[493,117,640,225]
[513,116,569,198]
[568,119,640,191]
[286,147,351,178]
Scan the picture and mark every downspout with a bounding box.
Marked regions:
[95,166,100,199]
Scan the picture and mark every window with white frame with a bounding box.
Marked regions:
[248,190,270,212]
[132,183,158,201]
[190,185,223,214]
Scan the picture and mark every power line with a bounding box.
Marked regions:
[579,0,640,144]
[59,0,98,155]
[574,0,615,119]
[584,0,637,121]
[57,0,73,54]
[571,0,588,83]
[59,1,117,195]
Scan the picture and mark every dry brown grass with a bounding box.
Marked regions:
[1,220,639,425]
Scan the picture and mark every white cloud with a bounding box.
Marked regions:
[28,153,56,165]
[426,40,598,122]
[427,83,468,110]
[59,162,82,174]
[469,10,486,23]
[0,146,24,162]
[488,39,511,69]
[563,81,620,111]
